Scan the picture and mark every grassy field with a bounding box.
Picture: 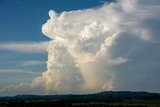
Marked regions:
[0,100,160,107]
[72,100,160,107]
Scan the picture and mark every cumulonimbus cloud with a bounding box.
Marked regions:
[0,41,49,53]
[39,0,160,94]
[1,0,160,96]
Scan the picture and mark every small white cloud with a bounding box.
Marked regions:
[0,41,49,53]
[21,61,46,67]
[107,57,127,65]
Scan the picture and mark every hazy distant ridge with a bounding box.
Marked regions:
[0,91,160,102]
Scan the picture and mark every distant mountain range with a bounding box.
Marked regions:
[0,91,160,102]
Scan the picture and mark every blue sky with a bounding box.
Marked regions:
[0,0,108,42]
[0,0,110,89]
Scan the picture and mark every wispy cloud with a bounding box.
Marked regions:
[0,41,49,53]
[0,69,39,74]
[21,61,46,67]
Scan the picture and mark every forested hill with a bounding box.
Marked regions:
[0,91,160,102]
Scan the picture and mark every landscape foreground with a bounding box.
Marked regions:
[0,91,160,107]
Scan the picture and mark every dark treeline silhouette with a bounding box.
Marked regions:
[0,91,160,107]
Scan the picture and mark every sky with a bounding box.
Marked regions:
[0,0,108,95]
[0,0,160,96]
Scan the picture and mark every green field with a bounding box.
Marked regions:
[0,100,160,107]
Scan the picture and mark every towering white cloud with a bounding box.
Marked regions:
[1,0,160,96]
[38,0,160,94]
